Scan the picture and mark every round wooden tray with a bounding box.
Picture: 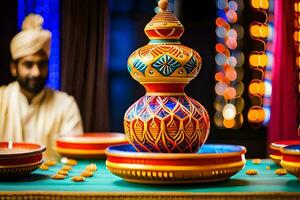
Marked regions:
[105,143,247,184]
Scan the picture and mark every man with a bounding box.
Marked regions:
[0,14,83,159]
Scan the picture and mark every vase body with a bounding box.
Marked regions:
[124,8,210,153]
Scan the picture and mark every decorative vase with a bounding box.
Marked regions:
[124,0,210,153]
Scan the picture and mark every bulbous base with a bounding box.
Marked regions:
[124,95,210,153]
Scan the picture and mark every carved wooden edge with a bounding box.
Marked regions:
[0,192,300,200]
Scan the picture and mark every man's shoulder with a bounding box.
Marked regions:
[45,88,76,103]
[0,81,18,93]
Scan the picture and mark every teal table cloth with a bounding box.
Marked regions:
[0,159,300,199]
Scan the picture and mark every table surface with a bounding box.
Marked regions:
[1,159,300,200]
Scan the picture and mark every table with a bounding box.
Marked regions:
[0,159,300,200]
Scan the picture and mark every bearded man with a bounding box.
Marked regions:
[0,14,83,159]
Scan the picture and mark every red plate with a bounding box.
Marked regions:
[55,133,129,159]
[269,140,300,165]
[0,141,45,177]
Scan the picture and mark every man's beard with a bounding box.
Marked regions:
[17,76,47,94]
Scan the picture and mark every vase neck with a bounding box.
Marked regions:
[148,39,181,44]
[143,83,186,96]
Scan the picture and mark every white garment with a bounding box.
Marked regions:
[0,81,83,159]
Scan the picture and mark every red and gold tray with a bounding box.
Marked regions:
[55,133,129,159]
[105,144,247,184]
[269,140,300,165]
[0,141,45,177]
[281,144,300,179]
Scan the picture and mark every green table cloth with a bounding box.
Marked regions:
[0,159,300,199]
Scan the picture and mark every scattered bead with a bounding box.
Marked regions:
[266,165,271,170]
[57,170,68,176]
[66,159,77,166]
[51,174,66,180]
[72,176,85,182]
[246,169,258,175]
[61,165,72,171]
[39,164,49,170]
[44,160,56,167]
[275,168,287,176]
[81,170,94,177]
[86,163,97,172]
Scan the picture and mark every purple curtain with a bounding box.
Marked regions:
[268,0,299,144]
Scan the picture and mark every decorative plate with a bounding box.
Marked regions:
[0,142,45,177]
[281,144,300,179]
[105,143,247,184]
[55,133,129,159]
[269,140,300,165]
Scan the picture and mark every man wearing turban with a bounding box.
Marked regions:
[0,14,83,159]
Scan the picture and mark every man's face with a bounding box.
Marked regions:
[14,51,49,94]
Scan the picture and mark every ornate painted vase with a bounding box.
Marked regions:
[124,0,210,153]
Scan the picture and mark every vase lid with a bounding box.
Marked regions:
[144,0,184,41]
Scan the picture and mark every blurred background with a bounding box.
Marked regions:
[0,0,299,158]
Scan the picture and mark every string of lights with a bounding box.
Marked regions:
[248,0,273,128]
[214,0,245,129]
[294,0,300,129]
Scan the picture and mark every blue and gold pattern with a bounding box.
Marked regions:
[124,96,210,153]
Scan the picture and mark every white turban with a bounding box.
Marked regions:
[10,14,52,60]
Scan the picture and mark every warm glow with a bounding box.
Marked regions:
[215,43,225,53]
[251,0,269,9]
[250,24,268,38]
[294,31,300,42]
[215,82,228,96]
[216,17,226,27]
[224,87,237,100]
[248,107,265,122]
[223,103,236,120]
[249,53,268,67]
[297,2,300,12]
[223,119,235,128]
[225,67,237,81]
[249,81,265,96]
[226,38,237,50]
[215,72,224,82]
[296,56,300,67]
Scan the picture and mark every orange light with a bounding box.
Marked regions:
[223,119,235,128]
[224,87,236,100]
[249,82,259,95]
[249,53,268,67]
[216,17,226,27]
[257,109,265,122]
[258,82,265,95]
[215,72,224,82]
[250,24,268,38]
[215,43,225,53]
[249,81,265,96]
[294,31,300,42]
[251,0,269,9]
[248,107,265,122]
[225,67,237,81]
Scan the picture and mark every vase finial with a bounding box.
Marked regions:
[158,0,168,11]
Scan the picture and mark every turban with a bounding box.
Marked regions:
[10,14,52,60]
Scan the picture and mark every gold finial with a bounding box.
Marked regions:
[158,0,168,11]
